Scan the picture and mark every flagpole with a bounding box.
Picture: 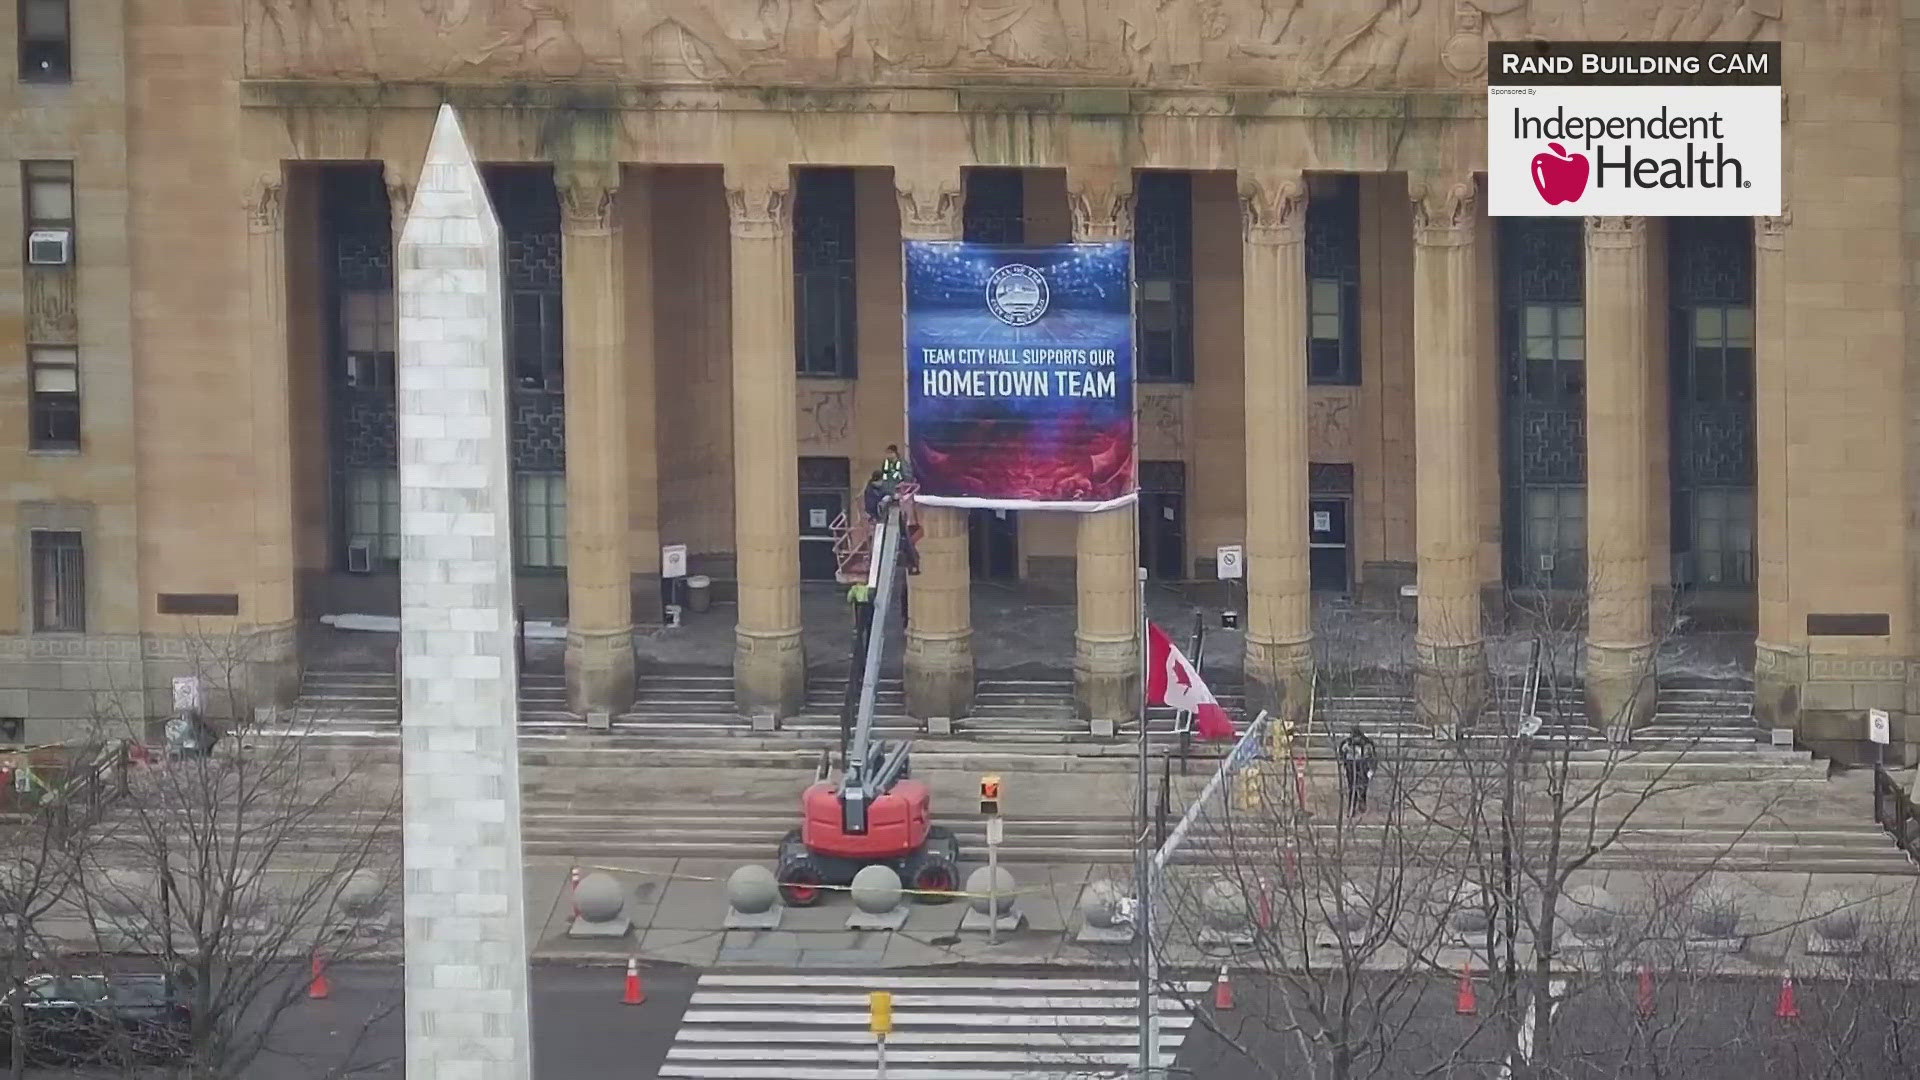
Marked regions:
[1136,564,1155,1075]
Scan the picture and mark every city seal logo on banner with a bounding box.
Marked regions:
[986,264,1050,326]
[1486,41,1781,217]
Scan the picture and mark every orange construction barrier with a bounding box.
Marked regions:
[1776,972,1799,1020]
[1213,966,1234,1011]
[308,952,331,1000]
[1455,962,1476,1015]
[1637,965,1655,1020]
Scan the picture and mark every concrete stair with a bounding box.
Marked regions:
[290,667,577,730]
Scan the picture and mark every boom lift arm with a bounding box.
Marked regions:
[841,494,913,835]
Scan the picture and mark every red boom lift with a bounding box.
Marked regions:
[775,484,960,906]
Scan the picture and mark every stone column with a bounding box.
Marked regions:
[726,164,806,718]
[244,169,301,708]
[395,104,533,1080]
[557,167,636,717]
[1408,176,1485,726]
[1068,170,1139,725]
[1583,216,1655,731]
[1752,210,1801,733]
[896,170,975,722]
[1239,170,1315,725]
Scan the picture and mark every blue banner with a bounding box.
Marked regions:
[904,242,1136,511]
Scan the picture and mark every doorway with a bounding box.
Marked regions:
[1139,460,1187,581]
[1309,497,1350,594]
[968,509,1019,580]
[799,456,851,582]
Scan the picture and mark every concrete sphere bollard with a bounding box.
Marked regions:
[1813,892,1861,942]
[1559,885,1617,939]
[1324,883,1372,933]
[1079,880,1126,929]
[98,870,154,918]
[1689,878,1742,939]
[1200,877,1250,932]
[966,866,1016,917]
[851,865,904,914]
[574,872,626,923]
[1451,882,1491,936]
[728,865,780,915]
[340,872,384,918]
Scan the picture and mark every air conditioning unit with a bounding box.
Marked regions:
[27,229,71,266]
[1538,553,1555,572]
[346,541,373,574]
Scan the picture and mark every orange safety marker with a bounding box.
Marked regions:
[1637,964,1655,1020]
[1455,961,1477,1015]
[622,958,646,1006]
[1213,966,1234,1011]
[569,867,581,917]
[308,951,331,1000]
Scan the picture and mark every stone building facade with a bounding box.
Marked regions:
[0,0,1914,760]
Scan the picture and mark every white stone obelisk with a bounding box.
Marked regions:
[396,104,533,1077]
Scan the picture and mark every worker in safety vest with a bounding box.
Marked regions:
[879,444,908,485]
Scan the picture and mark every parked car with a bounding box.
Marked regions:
[0,972,192,1066]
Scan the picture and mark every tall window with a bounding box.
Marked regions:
[963,169,1024,244]
[30,530,84,632]
[794,169,858,378]
[1670,218,1757,590]
[1306,176,1360,385]
[345,470,401,567]
[1134,172,1194,383]
[23,160,74,258]
[1500,218,1587,590]
[18,0,70,82]
[340,290,395,389]
[514,472,567,569]
[27,346,79,450]
[509,291,563,391]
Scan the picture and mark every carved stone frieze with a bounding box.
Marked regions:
[1068,174,1134,242]
[724,167,791,240]
[894,172,963,241]
[244,0,1786,90]
[1584,216,1646,250]
[1239,170,1307,245]
[246,174,284,233]
[1409,176,1476,248]
[25,270,79,344]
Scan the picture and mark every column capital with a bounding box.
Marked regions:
[724,164,792,240]
[1408,175,1477,248]
[245,172,284,234]
[1583,215,1647,249]
[1068,170,1134,242]
[894,169,963,241]
[556,170,619,235]
[382,162,413,238]
[1238,170,1309,245]
[1756,206,1791,251]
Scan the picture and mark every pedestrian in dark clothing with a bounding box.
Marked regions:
[863,471,887,522]
[1338,728,1377,815]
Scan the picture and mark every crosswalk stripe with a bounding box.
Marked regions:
[661,972,1191,1079]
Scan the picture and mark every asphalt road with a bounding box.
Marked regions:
[161,962,1920,1079]
[240,961,700,1079]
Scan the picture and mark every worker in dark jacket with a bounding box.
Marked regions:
[1338,728,1377,815]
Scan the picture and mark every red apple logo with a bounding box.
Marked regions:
[1531,142,1590,205]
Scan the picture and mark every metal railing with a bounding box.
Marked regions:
[1872,767,1920,859]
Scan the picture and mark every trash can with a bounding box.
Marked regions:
[687,575,713,614]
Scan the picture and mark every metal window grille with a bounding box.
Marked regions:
[30,530,84,632]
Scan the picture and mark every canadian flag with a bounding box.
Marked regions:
[1147,621,1236,740]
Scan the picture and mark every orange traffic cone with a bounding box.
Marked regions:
[1213,966,1234,1011]
[622,958,646,1006]
[1636,964,1655,1020]
[307,951,331,1000]
[1455,961,1477,1015]
[569,867,582,918]
[1776,972,1799,1020]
